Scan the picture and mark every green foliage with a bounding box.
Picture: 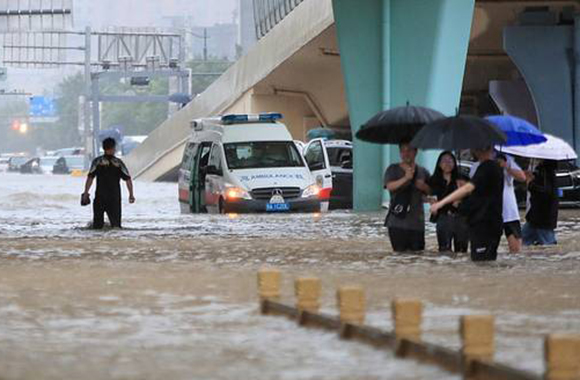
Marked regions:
[0,73,84,153]
[100,76,169,136]
[0,58,234,154]
[187,58,233,95]
[0,98,29,153]
[51,72,84,148]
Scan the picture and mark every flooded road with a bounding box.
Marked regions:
[1,172,580,379]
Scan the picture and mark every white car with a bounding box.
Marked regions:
[303,139,353,210]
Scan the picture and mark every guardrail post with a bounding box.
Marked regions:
[393,298,423,341]
[258,268,281,314]
[295,277,321,315]
[461,315,495,378]
[544,334,580,380]
[337,286,365,326]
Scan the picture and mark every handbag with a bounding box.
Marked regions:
[384,170,417,225]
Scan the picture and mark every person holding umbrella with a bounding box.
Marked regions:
[430,146,504,261]
[427,151,469,253]
[383,141,431,252]
[469,152,526,254]
[412,115,507,261]
[357,105,445,253]
[497,132,575,245]
[522,159,558,246]
[484,115,547,253]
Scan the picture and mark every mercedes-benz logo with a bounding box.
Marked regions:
[272,188,283,197]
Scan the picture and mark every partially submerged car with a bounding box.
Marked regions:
[303,139,353,210]
[52,155,84,175]
[459,157,580,207]
[19,157,41,174]
[7,156,30,172]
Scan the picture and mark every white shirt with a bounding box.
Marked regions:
[501,155,522,223]
[469,155,521,223]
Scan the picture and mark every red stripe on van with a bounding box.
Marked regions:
[319,187,332,200]
[178,188,189,202]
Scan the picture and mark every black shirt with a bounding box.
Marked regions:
[88,155,131,200]
[526,163,558,229]
[384,164,431,231]
[467,160,503,227]
[427,175,459,215]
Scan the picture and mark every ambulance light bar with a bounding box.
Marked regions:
[221,113,283,125]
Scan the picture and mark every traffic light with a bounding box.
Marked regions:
[130,76,150,86]
[10,120,29,134]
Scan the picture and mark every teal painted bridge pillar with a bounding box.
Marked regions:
[333,0,475,211]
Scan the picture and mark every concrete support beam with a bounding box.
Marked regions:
[504,25,575,146]
[333,0,474,210]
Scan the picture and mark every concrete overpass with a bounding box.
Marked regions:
[126,0,580,211]
[126,0,346,182]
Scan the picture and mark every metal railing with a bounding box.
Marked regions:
[252,0,305,39]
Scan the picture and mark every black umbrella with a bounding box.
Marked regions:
[356,105,445,144]
[410,115,507,150]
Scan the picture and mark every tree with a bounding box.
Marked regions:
[187,58,233,96]
[100,76,169,136]
[0,98,29,153]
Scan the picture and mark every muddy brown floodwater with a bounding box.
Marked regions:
[1,173,579,379]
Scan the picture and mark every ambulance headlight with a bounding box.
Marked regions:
[301,184,320,198]
[226,186,252,200]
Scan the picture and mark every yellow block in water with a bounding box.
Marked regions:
[70,169,86,177]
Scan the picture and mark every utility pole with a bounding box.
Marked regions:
[186,29,210,61]
[84,26,93,169]
[203,28,208,61]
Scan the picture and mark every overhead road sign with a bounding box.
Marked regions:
[29,96,57,117]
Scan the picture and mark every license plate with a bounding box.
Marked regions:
[267,203,290,212]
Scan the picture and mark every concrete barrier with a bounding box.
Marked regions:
[544,334,580,380]
[393,298,423,341]
[295,277,321,313]
[256,270,578,380]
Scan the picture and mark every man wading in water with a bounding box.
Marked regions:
[384,142,431,252]
[82,138,135,229]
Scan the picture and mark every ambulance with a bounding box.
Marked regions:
[178,113,321,214]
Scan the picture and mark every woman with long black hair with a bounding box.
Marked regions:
[427,151,469,253]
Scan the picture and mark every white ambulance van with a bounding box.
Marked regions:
[178,113,321,214]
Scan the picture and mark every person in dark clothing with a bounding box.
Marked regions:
[522,160,558,245]
[384,142,431,252]
[427,151,468,253]
[83,138,135,229]
[430,147,503,261]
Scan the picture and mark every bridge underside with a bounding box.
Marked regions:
[126,0,578,210]
[125,0,340,183]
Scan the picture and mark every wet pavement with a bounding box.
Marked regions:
[0,172,579,379]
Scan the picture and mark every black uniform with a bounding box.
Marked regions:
[88,154,131,229]
[461,160,504,261]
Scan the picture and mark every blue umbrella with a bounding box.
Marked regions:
[485,115,546,147]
